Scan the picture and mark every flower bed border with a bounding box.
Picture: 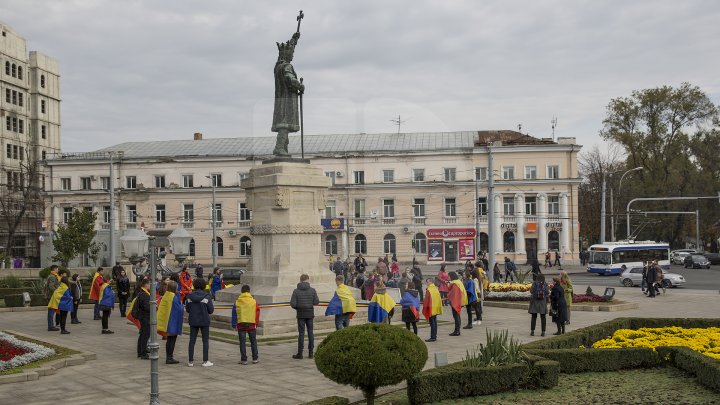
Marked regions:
[0,331,55,371]
[483,300,638,312]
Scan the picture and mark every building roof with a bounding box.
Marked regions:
[57,130,562,161]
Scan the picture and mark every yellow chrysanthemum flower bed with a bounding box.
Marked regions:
[487,282,532,292]
[592,327,720,360]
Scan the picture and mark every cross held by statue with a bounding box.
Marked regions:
[296,10,304,33]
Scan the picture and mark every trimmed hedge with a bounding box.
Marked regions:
[0,287,27,299]
[3,294,24,307]
[523,353,560,388]
[525,347,660,373]
[657,346,720,393]
[302,396,349,405]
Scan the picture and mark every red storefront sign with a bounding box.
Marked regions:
[426,228,477,239]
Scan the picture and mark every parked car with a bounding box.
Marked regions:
[671,251,691,265]
[221,267,246,283]
[619,267,686,288]
[702,252,720,265]
[684,254,711,269]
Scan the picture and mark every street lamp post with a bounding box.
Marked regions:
[205,176,218,268]
[121,228,191,405]
[611,167,643,241]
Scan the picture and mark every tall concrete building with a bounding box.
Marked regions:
[41,130,581,269]
[0,22,61,265]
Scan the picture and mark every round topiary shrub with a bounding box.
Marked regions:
[314,322,428,405]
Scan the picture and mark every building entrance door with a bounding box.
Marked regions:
[444,240,458,262]
[525,238,537,264]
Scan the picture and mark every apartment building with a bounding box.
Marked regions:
[41,130,581,268]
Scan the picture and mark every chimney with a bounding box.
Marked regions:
[193,132,203,141]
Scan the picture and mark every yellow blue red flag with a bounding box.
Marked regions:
[368,291,395,323]
[325,284,357,317]
[422,283,443,320]
[48,283,73,313]
[157,291,184,336]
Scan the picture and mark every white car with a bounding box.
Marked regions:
[620,267,686,288]
[671,251,691,265]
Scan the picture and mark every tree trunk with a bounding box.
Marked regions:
[363,386,376,405]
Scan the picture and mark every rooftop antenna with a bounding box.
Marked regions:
[551,116,558,141]
[390,115,407,134]
[517,124,522,133]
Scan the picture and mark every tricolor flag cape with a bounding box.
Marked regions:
[88,272,104,301]
[231,292,260,329]
[422,283,443,320]
[399,290,420,321]
[179,271,193,302]
[464,278,478,304]
[157,291,184,337]
[447,279,468,313]
[325,284,357,318]
[126,297,141,329]
[48,283,73,313]
[368,290,396,323]
[98,283,116,310]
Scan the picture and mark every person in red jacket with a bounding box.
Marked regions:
[88,267,105,321]
[178,265,193,304]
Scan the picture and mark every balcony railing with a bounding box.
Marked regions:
[443,217,458,224]
[182,222,194,229]
[502,216,516,223]
[412,217,426,225]
[352,217,366,225]
[478,215,488,224]
[382,217,395,225]
[525,215,538,223]
[126,223,137,229]
[101,223,110,230]
[238,220,251,228]
[154,223,166,229]
[547,215,561,223]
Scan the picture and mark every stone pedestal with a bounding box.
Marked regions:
[216,161,337,304]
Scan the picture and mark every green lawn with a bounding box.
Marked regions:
[372,367,720,404]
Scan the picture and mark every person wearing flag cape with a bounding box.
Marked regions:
[422,278,443,342]
[231,284,260,364]
[368,281,396,324]
[462,271,479,330]
[157,281,184,364]
[178,265,193,304]
[48,275,74,334]
[400,282,421,334]
[97,275,116,334]
[447,272,467,336]
[325,275,357,330]
[88,267,105,321]
[43,265,62,331]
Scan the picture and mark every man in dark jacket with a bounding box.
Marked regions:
[411,261,424,301]
[135,278,152,359]
[111,262,124,283]
[645,262,657,298]
[290,274,319,359]
[186,278,215,367]
[117,270,130,317]
[332,257,344,277]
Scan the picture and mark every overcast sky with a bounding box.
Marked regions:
[3,0,719,153]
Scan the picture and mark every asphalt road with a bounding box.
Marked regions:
[567,263,720,291]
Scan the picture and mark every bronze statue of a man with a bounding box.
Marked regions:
[272,31,304,156]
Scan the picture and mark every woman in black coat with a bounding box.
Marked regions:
[550,276,568,335]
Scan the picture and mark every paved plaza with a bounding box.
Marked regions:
[1,284,719,404]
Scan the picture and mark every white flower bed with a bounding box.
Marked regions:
[0,331,56,372]
[485,291,531,299]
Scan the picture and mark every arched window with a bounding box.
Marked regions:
[11,63,16,77]
[17,66,22,80]
[383,234,396,255]
[354,234,367,255]
[215,236,224,257]
[325,234,338,256]
[479,232,489,253]
[413,233,427,254]
[548,231,560,251]
[40,74,45,88]
[239,236,251,257]
[189,238,196,257]
[4,62,9,75]
[503,231,515,252]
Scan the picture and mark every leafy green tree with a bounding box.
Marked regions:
[51,209,101,267]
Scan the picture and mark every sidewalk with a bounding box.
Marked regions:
[0,285,718,404]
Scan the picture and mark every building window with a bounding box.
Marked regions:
[61,177,71,190]
[126,176,136,189]
[80,177,91,190]
[101,176,110,190]
[503,231,515,252]
[154,175,165,188]
[239,202,251,222]
[18,119,24,134]
[41,151,46,160]
[40,100,46,114]
[182,174,193,188]
[444,198,456,217]
[503,197,515,216]
[548,231,560,251]
[354,199,365,218]
[475,167,488,181]
[479,232,489,253]
[525,196,537,215]
[213,203,223,223]
[324,171,337,186]
[183,204,194,223]
[41,125,47,139]
[413,168,425,182]
[444,167,456,182]
[4,89,9,103]
[40,75,45,88]
[4,62,8,75]
[548,196,560,215]
[382,169,394,183]
[18,92,23,107]
[383,234,396,255]
[325,200,336,219]
[353,170,365,185]
[211,173,222,187]
[383,199,395,218]
[63,207,74,223]
[502,166,515,180]
[102,206,111,223]
[413,198,425,218]
[215,237,224,257]
[354,234,367,255]
[325,235,338,255]
[155,204,166,223]
[239,236,252,257]
[547,165,560,179]
[477,197,488,216]
[524,166,537,180]
[239,172,249,184]
[189,239,196,257]
[126,205,137,223]
[413,233,427,254]
[11,64,16,77]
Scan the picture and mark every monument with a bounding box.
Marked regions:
[215,12,360,333]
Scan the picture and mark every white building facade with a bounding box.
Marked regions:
[41,131,581,268]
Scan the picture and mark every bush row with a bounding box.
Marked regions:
[302,396,349,405]
[657,346,720,393]
[525,347,660,373]
[3,294,47,307]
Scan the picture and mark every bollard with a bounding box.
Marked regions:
[434,352,448,367]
